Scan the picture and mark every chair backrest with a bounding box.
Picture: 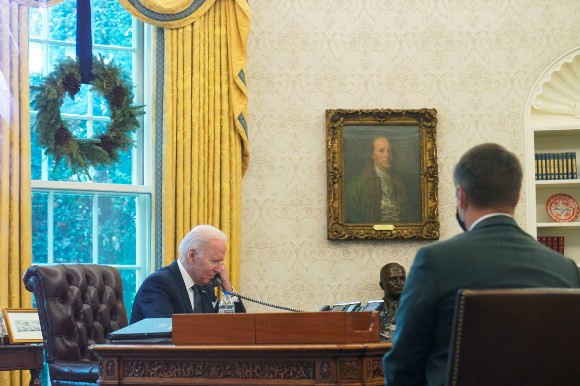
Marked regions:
[23,264,128,384]
[446,288,580,386]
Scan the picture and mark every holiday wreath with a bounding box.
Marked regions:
[32,56,144,177]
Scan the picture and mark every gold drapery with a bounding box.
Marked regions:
[119,0,217,28]
[119,0,249,284]
[0,1,32,385]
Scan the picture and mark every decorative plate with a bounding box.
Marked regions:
[546,193,580,222]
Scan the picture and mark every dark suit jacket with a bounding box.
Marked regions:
[130,260,246,324]
[382,215,580,386]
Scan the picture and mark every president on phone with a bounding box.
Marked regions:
[130,225,246,324]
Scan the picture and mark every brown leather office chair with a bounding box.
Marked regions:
[446,288,580,386]
[23,264,128,386]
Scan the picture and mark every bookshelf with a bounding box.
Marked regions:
[525,47,580,267]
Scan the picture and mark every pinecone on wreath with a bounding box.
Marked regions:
[108,85,127,108]
[54,126,72,147]
[62,72,81,99]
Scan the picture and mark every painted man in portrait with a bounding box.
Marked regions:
[345,135,416,223]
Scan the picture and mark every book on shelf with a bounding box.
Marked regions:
[534,152,577,180]
[573,152,577,179]
[537,236,565,255]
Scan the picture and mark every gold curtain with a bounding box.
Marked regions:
[0,1,32,385]
[2,2,61,385]
[119,0,249,284]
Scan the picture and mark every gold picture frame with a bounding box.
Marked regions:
[3,308,43,343]
[326,108,439,240]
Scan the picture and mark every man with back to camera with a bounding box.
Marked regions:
[382,143,580,386]
[345,135,416,223]
[379,262,406,338]
[130,224,245,324]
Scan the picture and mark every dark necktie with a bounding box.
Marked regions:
[192,285,203,313]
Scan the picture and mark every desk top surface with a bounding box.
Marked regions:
[91,341,391,353]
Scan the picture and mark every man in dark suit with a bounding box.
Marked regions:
[382,143,580,386]
[131,225,245,324]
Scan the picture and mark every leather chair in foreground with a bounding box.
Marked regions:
[23,264,128,386]
[446,288,580,386]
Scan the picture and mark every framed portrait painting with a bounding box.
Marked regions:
[326,108,439,240]
[2,308,43,343]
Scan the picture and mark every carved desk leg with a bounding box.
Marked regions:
[99,356,120,384]
[29,368,41,386]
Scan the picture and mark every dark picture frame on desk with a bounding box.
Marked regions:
[3,308,43,343]
[326,108,440,240]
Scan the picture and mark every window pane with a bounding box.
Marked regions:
[98,195,136,265]
[92,158,133,184]
[93,50,133,78]
[29,8,43,39]
[48,2,77,43]
[53,193,93,263]
[29,42,44,79]
[47,156,91,182]
[48,119,89,182]
[119,269,136,321]
[32,192,49,264]
[61,84,89,116]
[48,45,75,71]
[92,90,109,118]
[30,127,42,180]
[92,120,133,184]
[93,1,133,47]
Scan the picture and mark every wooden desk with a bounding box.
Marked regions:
[0,344,44,385]
[91,342,391,385]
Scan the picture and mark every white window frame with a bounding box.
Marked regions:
[29,7,153,289]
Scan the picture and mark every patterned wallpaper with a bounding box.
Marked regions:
[239,0,580,312]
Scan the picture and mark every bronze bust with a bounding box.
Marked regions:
[379,262,406,338]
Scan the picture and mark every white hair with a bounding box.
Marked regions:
[178,224,226,258]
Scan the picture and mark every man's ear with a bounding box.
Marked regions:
[379,282,384,291]
[188,248,196,262]
[456,185,467,210]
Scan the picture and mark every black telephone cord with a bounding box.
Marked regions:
[232,292,305,313]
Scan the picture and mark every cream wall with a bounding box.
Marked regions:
[239,0,580,312]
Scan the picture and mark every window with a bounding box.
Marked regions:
[29,1,152,321]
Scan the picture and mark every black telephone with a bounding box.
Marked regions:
[329,301,361,312]
[210,275,222,289]
[320,300,385,312]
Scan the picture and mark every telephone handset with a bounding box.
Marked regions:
[210,275,222,289]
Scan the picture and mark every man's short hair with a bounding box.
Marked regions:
[178,224,226,258]
[453,143,522,209]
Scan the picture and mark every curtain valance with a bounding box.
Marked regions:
[118,0,216,28]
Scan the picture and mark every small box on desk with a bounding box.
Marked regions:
[172,313,256,344]
[172,312,379,345]
[255,311,379,344]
